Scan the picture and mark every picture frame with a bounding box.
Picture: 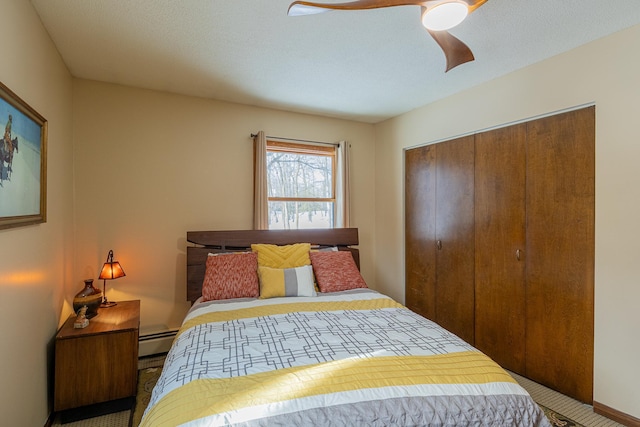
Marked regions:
[0,81,47,230]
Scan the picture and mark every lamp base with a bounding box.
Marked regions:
[100,301,117,308]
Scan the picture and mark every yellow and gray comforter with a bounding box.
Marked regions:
[141,290,550,426]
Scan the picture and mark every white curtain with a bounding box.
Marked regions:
[335,140,351,228]
[253,131,268,230]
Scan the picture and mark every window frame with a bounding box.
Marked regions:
[266,140,337,228]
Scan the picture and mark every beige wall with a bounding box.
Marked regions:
[0,1,74,426]
[374,24,640,418]
[72,80,376,335]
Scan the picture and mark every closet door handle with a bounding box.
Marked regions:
[516,249,521,261]
[436,240,442,250]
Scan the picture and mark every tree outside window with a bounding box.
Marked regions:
[266,141,335,230]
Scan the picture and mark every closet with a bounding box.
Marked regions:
[405,107,594,403]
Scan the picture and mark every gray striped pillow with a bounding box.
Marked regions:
[258,265,316,299]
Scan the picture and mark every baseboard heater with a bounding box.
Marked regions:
[138,329,179,357]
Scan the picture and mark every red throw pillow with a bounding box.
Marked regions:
[202,253,259,301]
[310,251,368,293]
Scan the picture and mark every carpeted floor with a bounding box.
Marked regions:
[130,360,165,427]
[510,372,624,427]
[53,354,624,427]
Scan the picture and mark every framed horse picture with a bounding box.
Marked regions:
[0,81,47,230]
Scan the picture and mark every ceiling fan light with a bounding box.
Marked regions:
[422,2,469,32]
[288,3,326,16]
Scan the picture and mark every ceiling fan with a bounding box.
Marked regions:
[288,0,487,72]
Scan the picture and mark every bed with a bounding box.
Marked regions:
[140,229,550,426]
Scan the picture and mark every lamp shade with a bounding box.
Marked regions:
[99,250,126,280]
[99,261,125,280]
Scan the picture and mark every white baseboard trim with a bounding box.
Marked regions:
[138,329,178,357]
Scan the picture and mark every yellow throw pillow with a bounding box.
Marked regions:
[258,265,316,299]
[251,243,311,269]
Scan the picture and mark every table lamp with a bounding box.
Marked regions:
[98,249,126,308]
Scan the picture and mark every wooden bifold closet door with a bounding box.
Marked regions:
[405,106,594,404]
[405,144,436,320]
[474,123,527,374]
[405,136,475,345]
[525,108,595,403]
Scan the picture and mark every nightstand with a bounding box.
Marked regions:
[54,300,140,422]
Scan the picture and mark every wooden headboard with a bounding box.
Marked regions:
[186,228,360,303]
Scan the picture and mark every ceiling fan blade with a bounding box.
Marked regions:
[288,0,428,16]
[465,0,488,13]
[427,29,475,72]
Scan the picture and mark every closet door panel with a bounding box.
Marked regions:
[435,136,475,344]
[474,124,527,373]
[405,145,437,319]
[525,107,595,403]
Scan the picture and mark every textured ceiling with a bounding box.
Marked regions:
[31,0,640,123]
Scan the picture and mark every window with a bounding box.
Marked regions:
[266,140,336,230]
